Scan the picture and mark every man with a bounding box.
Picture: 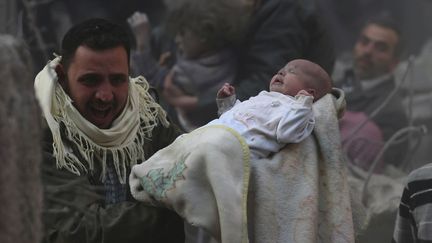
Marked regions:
[34,18,184,243]
[334,14,408,169]
[393,163,432,242]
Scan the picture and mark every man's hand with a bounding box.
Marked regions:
[162,70,198,112]
[127,12,151,53]
[217,83,235,99]
[158,52,172,67]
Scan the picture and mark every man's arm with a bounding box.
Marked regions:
[149,112,184,153]
[234,0,334,101]
[233,0,302,100]
[128,14,173,89]
[130,51,169,89]
[42,153,185,243]
[41,119,184,243]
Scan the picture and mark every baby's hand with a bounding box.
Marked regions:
[296,90,313,97]
[217,83,235,98]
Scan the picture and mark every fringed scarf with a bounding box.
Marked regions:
[34,56,169,184]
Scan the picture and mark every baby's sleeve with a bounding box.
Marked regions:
[216,95,238,116]
[276,95,315,143]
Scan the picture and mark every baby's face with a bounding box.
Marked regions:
[269,62,309,96]
[175,29,209,59]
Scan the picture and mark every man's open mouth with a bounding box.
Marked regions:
[91,106,111,118]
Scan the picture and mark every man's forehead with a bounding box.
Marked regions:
[361,24,399,45]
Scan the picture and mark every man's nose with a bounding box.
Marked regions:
[95,83,114,102]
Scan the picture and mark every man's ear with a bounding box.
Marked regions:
[55,64,67,88]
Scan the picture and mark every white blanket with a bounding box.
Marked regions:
[130,88,355,243]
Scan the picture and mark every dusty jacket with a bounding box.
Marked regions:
[231,0,335,101]
[335,68,409,165]
[41,121,185,243]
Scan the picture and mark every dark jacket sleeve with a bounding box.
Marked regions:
[41,152,185,243]
[201,0,335,102]
[149,115,184,154]
[130,50,169,90]
[130,27,177,90]
[234,0,305,101]
[41,122,184,243]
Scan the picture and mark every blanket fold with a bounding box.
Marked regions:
[130,125,250,243]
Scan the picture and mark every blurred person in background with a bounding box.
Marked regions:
[333,13,408,171]
[0,34,43,243]
[392,163,432,242]
[130,0,335,130]
[128,0,247,131]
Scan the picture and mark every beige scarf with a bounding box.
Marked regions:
[35,56,169,183]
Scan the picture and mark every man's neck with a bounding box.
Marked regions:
[358,72,393,91]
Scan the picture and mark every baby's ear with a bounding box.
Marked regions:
[306,88,318,102]
[306,88,316,97]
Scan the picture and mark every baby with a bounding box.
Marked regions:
[129,59,334,242]
[208,59,332,159]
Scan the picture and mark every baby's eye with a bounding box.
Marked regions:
[277,70,285,76]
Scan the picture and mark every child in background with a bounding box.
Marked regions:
[128,0,249,131]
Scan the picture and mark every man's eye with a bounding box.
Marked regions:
[375,42,389,53]
[359,36,370,46]
[80,76,98,86]
[111,76,127,85]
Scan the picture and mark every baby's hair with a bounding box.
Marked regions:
[309,76,332,100]
[300,60,332,100]
[163,0,250,50]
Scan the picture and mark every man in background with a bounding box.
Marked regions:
[334,13,408,171]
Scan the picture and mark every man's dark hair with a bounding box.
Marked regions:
[363,12,403,58]
[61,18,131,69]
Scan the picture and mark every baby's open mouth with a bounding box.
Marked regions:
[273,79,283,84]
